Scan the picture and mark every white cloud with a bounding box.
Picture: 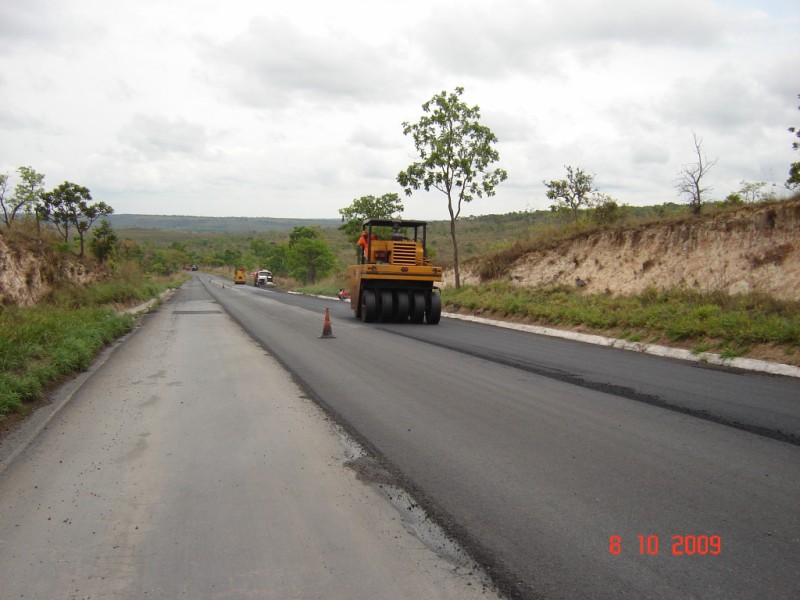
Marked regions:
[118,114,211,160]
[0,0,797,219]
[200,16,418,109]
[348,127,402,150]
[414,0,738,79]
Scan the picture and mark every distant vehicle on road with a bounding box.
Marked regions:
[191,264,198,271]
[255,270,274,287]
[234,267,247,285]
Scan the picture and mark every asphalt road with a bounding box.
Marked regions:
[0,278,500,600]
[206,274,800,600]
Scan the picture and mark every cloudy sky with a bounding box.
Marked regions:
[1,0,797,220]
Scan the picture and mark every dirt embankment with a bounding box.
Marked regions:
[0,233,97,307]
[446,200,800,300]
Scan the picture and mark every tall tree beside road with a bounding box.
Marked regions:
[338,193,404,243]
[398,87,507,288]
[1,166,45,227]
[676,133,717,215]
[788,94,800,190]
[544,166,596,222]
[40,182,113,257]
[40,182,88,243]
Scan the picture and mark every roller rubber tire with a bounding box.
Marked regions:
[379,290,394,323]
[361,289,377,322]
[426,292,441,325]
[410,291,425,324]
[394,291,410,323]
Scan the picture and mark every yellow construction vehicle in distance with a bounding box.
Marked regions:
[346,218,443,324]
[234,267,247,285]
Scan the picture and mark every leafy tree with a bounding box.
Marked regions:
[397,87,507,288]
[723,192,745,207]
[288,225,320,245]
[675,133,717,215]
[265,244,289,275]
[738,180,768,203]
[788,94,800,190]
[264,243,290,275]
[76,201,113,258]
[248,235,299,276]
[544,166,596,222]
[40,182,113,257]
[40,182,89,243]
[249,238,283,272]
[250,238,270,259]
[287,237,337,284]
[784,164,799,190]
[338,193,404,243]
[591,195,626,225]
[89,219,118,263]
[220,248,242,266]
[142,247,191,275]
[1,166,45,227]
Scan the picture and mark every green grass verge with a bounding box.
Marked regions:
[442,283,800,350]
[0,272,185,419]
[0,306,134,416]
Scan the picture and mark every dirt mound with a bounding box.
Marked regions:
[0,231,98,307]
[445,200,800,301]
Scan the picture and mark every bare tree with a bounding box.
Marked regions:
[675,133,717,215]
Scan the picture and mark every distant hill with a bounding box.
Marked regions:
[108,214,340,234]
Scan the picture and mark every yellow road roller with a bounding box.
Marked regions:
[346,218,443,324]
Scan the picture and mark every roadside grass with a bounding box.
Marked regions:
[0,269,185,420]
[442,282,800,355]
[46,266,176,309]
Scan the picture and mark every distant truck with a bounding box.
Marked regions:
[254,269,274,287]
[234,267,247,285]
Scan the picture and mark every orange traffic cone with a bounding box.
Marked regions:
[320,307,335,338]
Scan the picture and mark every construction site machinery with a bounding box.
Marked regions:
[234,267,247,285]
[346,218,443,324]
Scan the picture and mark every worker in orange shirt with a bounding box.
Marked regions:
[356,230,369,263]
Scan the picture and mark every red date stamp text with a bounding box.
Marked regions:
[609,535,721,556]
